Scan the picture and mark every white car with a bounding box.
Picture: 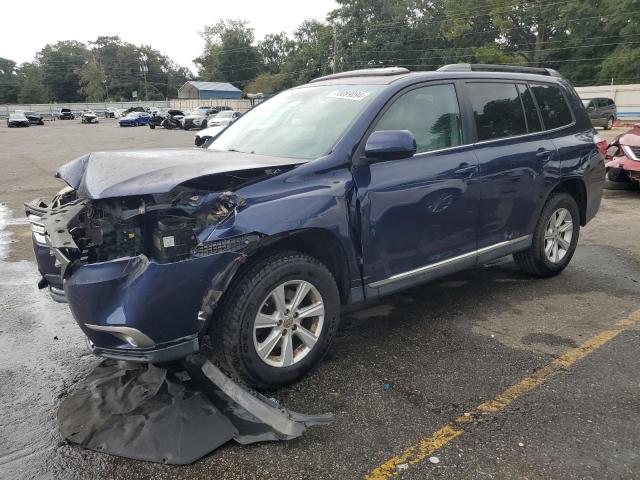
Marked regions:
[194,125,225,147]
[207,110,241,128]
[80,110,99,124]
[182,106,219,130]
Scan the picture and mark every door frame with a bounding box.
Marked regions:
[352,79,475,165]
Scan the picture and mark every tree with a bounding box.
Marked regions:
[0,57,20,103]
[17,63,48,103]
[259,33,295,74]
[79,54,105,101]
[244,72,289,95]
[280,20,334,86]
[37,41,88,102]
[195,19,263,89]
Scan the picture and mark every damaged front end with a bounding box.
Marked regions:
[26,175,268,362]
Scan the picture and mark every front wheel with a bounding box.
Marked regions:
[513,193,580,277]
[149,123,155,129]
[208,251,340,389]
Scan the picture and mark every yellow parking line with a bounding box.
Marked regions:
[365,309,640,480]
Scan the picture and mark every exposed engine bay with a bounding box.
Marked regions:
[30,168,284,278]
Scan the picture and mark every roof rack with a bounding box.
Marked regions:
[437,63,562,77]
[310,67,410,83]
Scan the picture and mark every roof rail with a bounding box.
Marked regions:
[437,63,562,77]
[310,67,410,83]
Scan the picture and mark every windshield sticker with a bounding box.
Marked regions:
[328,89,371,101]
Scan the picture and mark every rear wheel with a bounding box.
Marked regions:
[149,123,155,129]
[513,193,580,277]
[605,116,614,130]
[208,251,340,389]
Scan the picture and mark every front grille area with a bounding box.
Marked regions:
[27,214,47,244]
[630,146,640,159]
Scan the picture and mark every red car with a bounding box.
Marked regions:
[605,123,640,186]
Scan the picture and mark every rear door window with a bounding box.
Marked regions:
[530,84,573,130]
[468,82,528,141]
[516,84,542,133]
[374,83,463,154]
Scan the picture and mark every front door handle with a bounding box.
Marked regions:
[454,163,478,177]
[536,148,552,159]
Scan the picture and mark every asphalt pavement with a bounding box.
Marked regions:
[0,120,638,479]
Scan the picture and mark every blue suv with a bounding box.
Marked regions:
[26,64,604,388]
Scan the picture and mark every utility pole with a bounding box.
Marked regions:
[332,24,338,74]
[140,54,148,100]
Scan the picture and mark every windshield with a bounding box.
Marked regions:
[208,84,382,159]
[125,112,139,118]
[215,111,233,118]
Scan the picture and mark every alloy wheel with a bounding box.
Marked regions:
[252,280,325,368]
[544,207,573,263]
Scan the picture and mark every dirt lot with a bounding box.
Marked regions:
[1,120,639,479]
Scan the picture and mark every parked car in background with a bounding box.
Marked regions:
[80,110,99,124]
[149,109,185,129]
[7,112,30,127]
[207,110,241,128]
[105,108,120,118]
[582,97,617,130]
[25,65,604,388]
[123,106,147,116]
[16,110,45,125]
[604,123,640,187]
[118,111,150,127]
[182,106,220,130]
[56,108,75,120]
[194,125,225,147]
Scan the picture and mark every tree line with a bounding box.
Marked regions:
[0,36,191,104]
[2,0,639,104]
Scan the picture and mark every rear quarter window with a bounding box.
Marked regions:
[530,84,573,130]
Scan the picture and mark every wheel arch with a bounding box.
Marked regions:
[241,228,353,305]
[548,177,588,226]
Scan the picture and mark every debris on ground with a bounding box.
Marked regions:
[429,456,440,464]
[383,383,391,391]
[57,356,333,464]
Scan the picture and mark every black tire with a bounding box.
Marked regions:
[207,251,340,389]
[194,136,205,147]
[513,193,580,277]
[606,167,630,183]
[149,123,155,129]
[200,119,207,129]
[605,116,614,130]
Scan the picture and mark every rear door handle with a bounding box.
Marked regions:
[536,148,552,159]
[454,163,478,176]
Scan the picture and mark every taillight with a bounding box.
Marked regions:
[593,133,607,159]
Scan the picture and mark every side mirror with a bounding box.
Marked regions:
[364,130,417,161]
[587,105,595,112]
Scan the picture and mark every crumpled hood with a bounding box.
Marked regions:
[56,148,305,199]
